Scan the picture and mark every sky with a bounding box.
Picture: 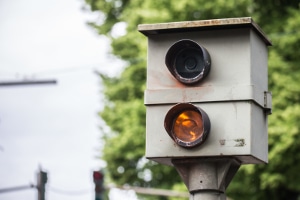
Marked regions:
[0,0,136,199]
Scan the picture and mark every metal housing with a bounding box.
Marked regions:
[139,17,272,165]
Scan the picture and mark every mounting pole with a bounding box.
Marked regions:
[172,158,241,200]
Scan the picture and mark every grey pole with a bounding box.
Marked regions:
[191,192,226,200]
[172,158,241,200]
[37,170,47,200]
[0,80,57,86]
[0,185,34,193]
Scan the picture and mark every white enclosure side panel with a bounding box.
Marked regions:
[146,101,268,164]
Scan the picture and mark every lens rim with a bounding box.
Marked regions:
[164,103,210,148]
[165,39,211,85]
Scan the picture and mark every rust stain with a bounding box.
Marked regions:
[234,139,245,147]
[219,138,246,147]
[219,139,226,145]
[139,17,252,32]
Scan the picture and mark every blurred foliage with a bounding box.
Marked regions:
[85,0,300,199]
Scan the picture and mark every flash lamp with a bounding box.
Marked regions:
[164,103,210,148]
[165,39,211,84]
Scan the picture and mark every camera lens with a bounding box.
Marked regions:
[185,57,197,70]
[165,39,211,84]
[175,48,204,79]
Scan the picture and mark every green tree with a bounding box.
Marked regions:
[85,0,300,199]
[228,3,300,199]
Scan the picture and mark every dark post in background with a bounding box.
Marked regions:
[37,170,47,200]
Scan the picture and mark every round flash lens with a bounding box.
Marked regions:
[173,110,204,142]
[164,103,210,148]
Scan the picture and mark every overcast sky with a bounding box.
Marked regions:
[0,0,136,199]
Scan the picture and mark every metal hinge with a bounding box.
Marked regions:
[264,91,272,115]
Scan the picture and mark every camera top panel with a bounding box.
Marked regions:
[138,17,271,46]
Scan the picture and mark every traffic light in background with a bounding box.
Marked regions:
[138,17,272,166]
[93,171,104,200]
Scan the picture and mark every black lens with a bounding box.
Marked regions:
[175,47,204,79]
[165,39,211,84]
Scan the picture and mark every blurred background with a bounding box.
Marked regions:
[0,0,127,199]
[1,0,300,200]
